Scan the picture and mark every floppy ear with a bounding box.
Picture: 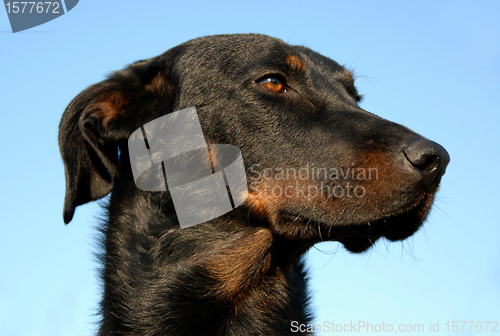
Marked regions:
[59,53,177,224]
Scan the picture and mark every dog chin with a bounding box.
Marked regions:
[337,192,435,253]
[338,236,381,253]
[275,192,435,253]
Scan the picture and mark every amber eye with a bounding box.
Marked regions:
[258,76,287,93]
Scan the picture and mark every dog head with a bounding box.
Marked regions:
[59,34,449,253]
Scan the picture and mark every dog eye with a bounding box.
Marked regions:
[258,76,287,93]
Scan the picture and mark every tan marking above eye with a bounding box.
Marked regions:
[285,55,305,72]
[258,76,287,93]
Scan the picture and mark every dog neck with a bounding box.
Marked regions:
[97,181,312,335]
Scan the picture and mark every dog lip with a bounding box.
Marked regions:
[344,193,432,240]
[338,236,382,253]
[280,192,432,250]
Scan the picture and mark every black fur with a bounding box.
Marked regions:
[59,34,449,335]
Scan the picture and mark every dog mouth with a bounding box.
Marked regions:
[280,192,435,253]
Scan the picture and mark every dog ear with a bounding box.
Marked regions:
[59,53,177,224]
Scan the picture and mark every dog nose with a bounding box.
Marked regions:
[403,139,450,190]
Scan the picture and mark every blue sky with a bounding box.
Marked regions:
[1,1,499,335]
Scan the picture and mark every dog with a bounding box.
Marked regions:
[59,34,449,335]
